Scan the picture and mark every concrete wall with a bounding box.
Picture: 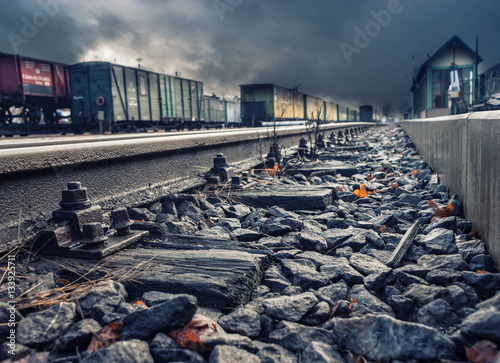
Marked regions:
[426,108,451,118]
[400,111,500,266]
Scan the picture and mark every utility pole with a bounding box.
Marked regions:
[474,35,479,100]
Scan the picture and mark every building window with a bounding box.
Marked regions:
[460,67,473,104]
[432,68,474,108]
[488,70,500,96]
[432,70,450,109]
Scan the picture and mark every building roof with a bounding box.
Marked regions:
[411,35,483,91]
[483,62,500,75]
[240,83,276,87]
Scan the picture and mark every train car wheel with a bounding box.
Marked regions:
[44,106,58,125]
[20,107,29,124]
[21,106,37,125]
[0,108,13,124]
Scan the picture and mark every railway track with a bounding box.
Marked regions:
[0,122,373,248]
[9,124,499,363]
[0,128,270,150]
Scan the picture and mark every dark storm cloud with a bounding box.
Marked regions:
[0,0,98,63]
[1,0,499,112]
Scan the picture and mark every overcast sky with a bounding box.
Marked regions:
[1,0,499,112]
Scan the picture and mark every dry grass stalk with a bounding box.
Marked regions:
[0,248,161,311]
[206,174,284,206]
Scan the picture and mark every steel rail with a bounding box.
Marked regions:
[0,128,276,150]
[0,122,374,247]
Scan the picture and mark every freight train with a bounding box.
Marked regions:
[0,51,372,136]
[0,52,242,135]
[240,84,380,127]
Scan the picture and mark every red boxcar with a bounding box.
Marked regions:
[0,52,70,127]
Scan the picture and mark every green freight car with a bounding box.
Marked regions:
[204,94,226,127]
[70,62,203,132]
[240,84,305,127]
[359,105,373,121]
[305,96,339,123]
[324,101,339,123]
[225,97,242,126]
[305,94,324,121]
[348,108,357,121]
[204,95,242,128]
[337,105,348,122]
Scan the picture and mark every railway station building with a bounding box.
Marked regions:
[411,35,482,119]
[482,63,500,98]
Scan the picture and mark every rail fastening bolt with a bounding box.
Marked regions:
[81,222,108,246]
[111,208,134,236]
[213,153,229,169]
[59,181,92,210]
[231,176,242,188]
[298,137,309,157]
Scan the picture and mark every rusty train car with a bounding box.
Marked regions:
[0,52,71,135]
